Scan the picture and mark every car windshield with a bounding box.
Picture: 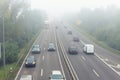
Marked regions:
[33,48,40,50]
[51,75,63,79]
[70,47,77,50]
[33,45,39,48]
[27,57,34,63]
[49,43,55,47]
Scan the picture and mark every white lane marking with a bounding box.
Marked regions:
[80,40,85,45]
[95,53,120,76]
[93,69,100,77]
[41,69,43,76]
[55,30,66,80]
[81,56,86,61]
[44,48,45,51]
[116,64,120,69]
[42,55,44,61]
[104,58,109,61]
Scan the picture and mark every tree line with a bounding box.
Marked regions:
[0,0,46,65]
[63,6,120,51]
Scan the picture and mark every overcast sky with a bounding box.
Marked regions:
[31,0,120,15]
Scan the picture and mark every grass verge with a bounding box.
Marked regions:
[0,29,42,80]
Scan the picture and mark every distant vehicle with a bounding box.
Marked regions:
[68,46,78,54]
[48,43,56,51]
[64,26,67,28]
[56,26,58,29]
[49,70,64,80]
[20,75,33,80]
[68,31,72,34]
[32,45,41,53]
[83,44,94,54]
[73,37,79,42]
[25,56,36,67]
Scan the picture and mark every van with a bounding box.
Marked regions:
[83,44,94,54]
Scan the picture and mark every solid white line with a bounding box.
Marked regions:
[41,69,43,76]
[44,48,45,51]
[81,56,86,61]
[93,69,100,77]
[54,29,66,80]
[42,55,44,61]
[15,34,40,80]
[95,53,120,76]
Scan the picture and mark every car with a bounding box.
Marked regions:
[73,37,79,42]
[68,46,78,54]
[56,26,58,29]
[64,26,67,28]
[49,70,64,80]
[20,75,33,80]
[25,55,36,67]
[68,31,72,34]
[48,43,56,51]
[32,45,41,53]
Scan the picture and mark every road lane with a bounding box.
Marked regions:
[69,23,120,72]
[57,24,120,80]
[41,22,65,80]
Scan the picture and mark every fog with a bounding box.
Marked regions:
[31,0,120,16]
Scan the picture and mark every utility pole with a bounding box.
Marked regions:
[0,43,1,59]
[3,16,6,80]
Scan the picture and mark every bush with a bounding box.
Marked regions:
[5,40,19,64]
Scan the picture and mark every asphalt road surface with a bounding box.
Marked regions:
[15,21,120,80]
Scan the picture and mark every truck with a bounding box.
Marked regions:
[83,44,94,54]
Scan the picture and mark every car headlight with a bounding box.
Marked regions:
[33,62,35,64]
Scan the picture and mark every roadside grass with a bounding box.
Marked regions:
[0,63,16,80]
[0,29,42,80]
[73,25,120,54]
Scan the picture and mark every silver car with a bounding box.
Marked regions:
[32,45,41,53]
[48,43,56,51]
[49,70,64,80]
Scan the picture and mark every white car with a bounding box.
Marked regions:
[49,70,64,80]
[20,75,33,80]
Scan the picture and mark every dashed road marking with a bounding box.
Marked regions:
[116,64,120,69]
[80,40,85,45]
[95,53,120,76]
[93,69,100,77]
[42,55,44,61]
[81,56,86,61]
[104,58,109,61]
[41,69,43,76]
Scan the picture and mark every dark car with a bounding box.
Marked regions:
[68,46,78,54]
[25,56,36,67]
[73,37,79,42]
[48,43,56,51]
[32,45,41,53]
[68,31,72,34]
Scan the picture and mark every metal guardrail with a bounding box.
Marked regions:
[56,32,79,80]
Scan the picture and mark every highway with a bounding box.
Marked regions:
[15,21,120,80]
[15,21,75,80]
[57,22,120,80]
